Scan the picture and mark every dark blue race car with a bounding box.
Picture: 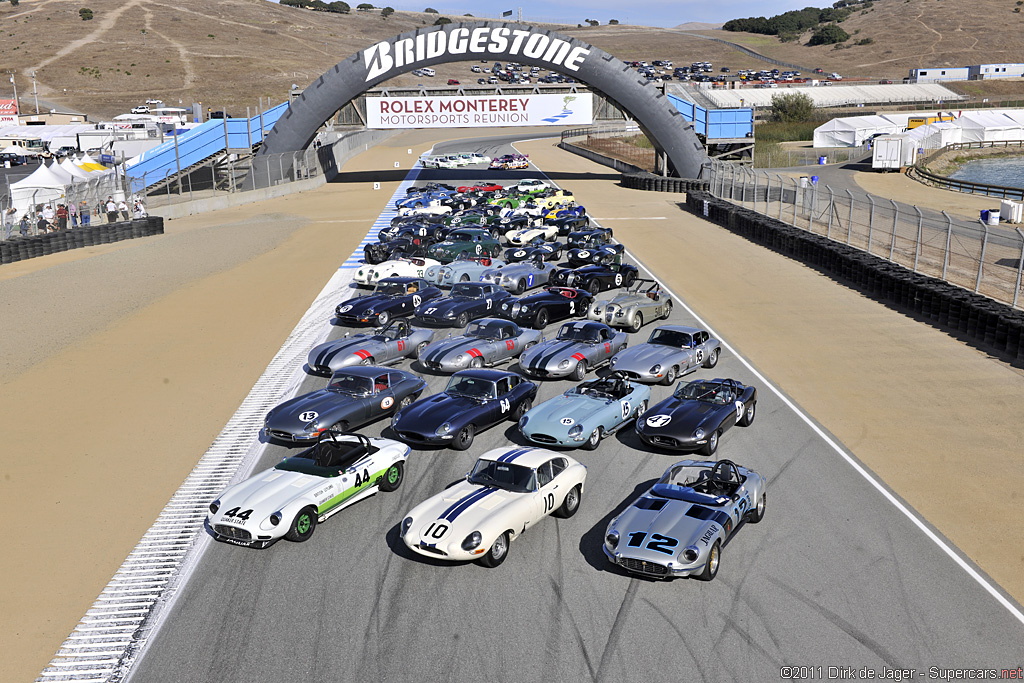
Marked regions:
[335,277,442,327]
[390,368,537,450]
[413,282,512,327]
[504,238,563,263]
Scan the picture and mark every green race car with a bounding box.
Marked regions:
[427,228,502,263]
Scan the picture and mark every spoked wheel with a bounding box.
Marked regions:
[583,427,602,451]
[702,429,720,456]
[703,348,719,368]
[661,365,677,386]
[662,299,673,320]
[452,424,475,451]
[696,540,721,581]
[553,484,581,518]
[512,398,532,421]
[739,401,756,427]
[571,360,587,382]
[470,355,484,369]
[376,310,391,327]
[456,312,470,328]
[478,531,510,568]
[629,312,644,333]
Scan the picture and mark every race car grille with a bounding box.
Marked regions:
[269,429,298,441]
[521,367,552,377]
[416,316,446,324]
[417,543,448,556]
[619,557,668,576]
[215,525,252,542]
[619,371,642,380]
[648,435,679,448]
[529,433,558,444]
[421,360,443,371]
[397,431,429,442]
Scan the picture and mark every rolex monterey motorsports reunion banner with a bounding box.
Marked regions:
[365,93,593,129]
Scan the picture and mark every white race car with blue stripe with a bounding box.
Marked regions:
[400,447,587,567]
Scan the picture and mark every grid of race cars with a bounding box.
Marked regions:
[206,170,767,581]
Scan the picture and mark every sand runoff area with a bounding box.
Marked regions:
[2,128,1022,682]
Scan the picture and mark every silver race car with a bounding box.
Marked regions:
[418,318,541,373]
[480,258,557,294]
[425,256,507,287]
[518,321,628,381]
[587,279,673,332]
[306,319,435,375]
[603,459,766,581]
[609,325,721,385]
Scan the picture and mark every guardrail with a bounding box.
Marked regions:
[912,140,1024,200]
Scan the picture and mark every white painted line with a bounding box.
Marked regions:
[512,138,1024,627]
[593,217,666,220]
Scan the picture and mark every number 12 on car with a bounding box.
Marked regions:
[626,531,678,554]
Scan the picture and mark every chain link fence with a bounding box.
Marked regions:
[707,160,1024,309]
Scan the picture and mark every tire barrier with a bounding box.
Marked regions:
[686,191,1024,365]
[621,172,709,194]
[0,217,164,267]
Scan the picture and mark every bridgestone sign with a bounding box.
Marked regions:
[366,94,593,129]
[259,22,710,178]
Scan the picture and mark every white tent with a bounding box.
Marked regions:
[47,160,76,185]
[813,115,904,147]
[957,112,1024,142]
[1,143,31,156]
[60,157,93,181]
[920,121,962,150]
[10,163,67,217]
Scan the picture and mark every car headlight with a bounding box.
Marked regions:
[650,364,661,374]
[609,357,618,367]
[557,359,571,369]
[520,305,529,312]
[365,307,375,315]
[269,512,282,527]
[436,422,452,435]
[501,303,509,310]
[209,500,220,515]
[401,516,414,537]
[518,415,529,430]
[605,531,619,550]
[454,354,465,364]
[446,310,456,318]
[593,305,602,314]
[694,427,705,439]
[568,424,584,439]
[461,531,483,551]
[682,546,700,563]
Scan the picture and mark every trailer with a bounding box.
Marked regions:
[872,135,906,171]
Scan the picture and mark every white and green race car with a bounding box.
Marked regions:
[207,431,409,548]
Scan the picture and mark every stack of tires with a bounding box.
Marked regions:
[686,190,1024,364]
[0,217,164,266]
[620,172,709,194]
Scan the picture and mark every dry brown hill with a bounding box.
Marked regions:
[1,0,1022,120]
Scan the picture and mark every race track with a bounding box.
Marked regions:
[127,134,1024,683]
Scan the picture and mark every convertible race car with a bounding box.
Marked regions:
[547,214,590,237]
[400,446,587,566]
[418,318,541,372]
[334,278,442,327]
[396,189,455,210]
[390,368,537,450]
[427,228,502,263]
[306,319,435,375]
[588,278,673,333]
[264,366,426,443]
[603,459,766,580]
[504,224,559,246]
[519,372,651,450]
[480,258,557,294]
[566,227,613,249]
[208,431,409,548]
[363,238,433,266]
[518,320,628,380]
[565,244,625,267]
[550,262,639,295]
[413,282,512,327]
[354,256,441,287]
[424,257,506,288]
[609,325,721,384]
[457,181,502,193]
[636,378,757,454]
[397,200,453,217]
[496,286,592,330]
[503,239,563,263]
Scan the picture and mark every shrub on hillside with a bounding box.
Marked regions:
[433,16,451,24]
[808,23,849,45]
[769,92,816,123]
[79,7,93,20]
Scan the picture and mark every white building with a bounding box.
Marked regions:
[907,67,970,84]
[967,64,1024,80]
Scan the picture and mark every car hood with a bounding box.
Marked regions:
[641,397,717,432]
[214,468,324,522]
[307,336,375,369]
[521,340,587,367]
[527,392,612,427]
[395,392,485,426]
[609,497,723,562]
[406,481,519,538]
[612,343,677,368]
[422,336,490,362]
[267,389,352,429]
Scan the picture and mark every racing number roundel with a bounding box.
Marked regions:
[475,244,483,255]
[339,304,353,313]
[412,294,422,307]
[381,396,395,410]
[735,400,744,419]
[614,273,623,286]
[560,417,575,425]
[514,250,526,258]
[646,414,672,428]
[578,250,590,259]
[299,411,319,422]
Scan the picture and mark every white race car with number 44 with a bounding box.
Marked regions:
[401,446,587,566]
[208,432,409,548]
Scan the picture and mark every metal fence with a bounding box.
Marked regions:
[706,159,1024,309]
[561,125,657,172]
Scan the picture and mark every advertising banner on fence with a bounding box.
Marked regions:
[366,93,592,129]
[0,98,19,124]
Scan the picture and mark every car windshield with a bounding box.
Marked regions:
[674,381,732,404]
[557,324,600,343]
[451,283,484,299]
[327,374,374,395]
[465,320,505,340]
[445,375,498,399]
[648,329,692,348]
[450,231,475,242]
[374,282,406,297]
[570,381,614,399]
[468,459,536,493]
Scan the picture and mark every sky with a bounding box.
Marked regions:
[362,1,831,27]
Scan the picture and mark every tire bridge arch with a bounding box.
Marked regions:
[259,22,709,178]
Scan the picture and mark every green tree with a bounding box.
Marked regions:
[79,7,93,20]
[327,1,350,12]
[608,19,619,24]
[433,15,450,24]
[769,92,815,123]
[424,6,438,12]
[10,0,21,7]
[585,18,598,26]
[381,6,394,17]
[808,23,849,45]
[357,2,374,8]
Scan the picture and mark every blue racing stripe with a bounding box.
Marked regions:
[443,488,498,522]
[498,447,532,463]
[438,487,490,520]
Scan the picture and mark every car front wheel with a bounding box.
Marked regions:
[739,401,756,427]
[582,426,602,450]
[629,312,643,333]
[696,540,721,581]
[533,308,549,329]
[702,429,719,456]
[512,398,532,421]
[377,310,391,326]
[379,461,404,492]
[747,492,766,523]
[456,312,470,328]
[453,424,475,450]
[285,507,318,543]
[478,531,509,568]
[662,365,677,386]
[571,359,587,381]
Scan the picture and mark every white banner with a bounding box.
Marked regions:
[366,93,592,129]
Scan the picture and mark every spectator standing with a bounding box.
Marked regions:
[36,211,48,234]
[133,200,148,219]
[68,201,78,228]
[117,198,130,221]
[79,200,90,226]
[19,214,30,236]
[56,204,69,231]
[42,204,55,226]
[105,196,118,223]
[3,207,15,239]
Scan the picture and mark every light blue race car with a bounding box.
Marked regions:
[518,372,651,450]
[424,256,508,287]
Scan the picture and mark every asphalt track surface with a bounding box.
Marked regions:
[130,134,1024,682]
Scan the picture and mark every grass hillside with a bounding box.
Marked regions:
[1,0,1022,120]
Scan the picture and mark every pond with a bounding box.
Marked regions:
[948,156,1024,190]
